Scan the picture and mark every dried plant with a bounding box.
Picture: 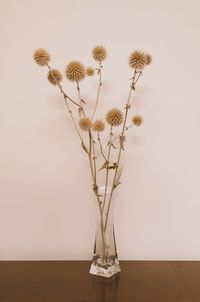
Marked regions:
[92,45,107,62]
[129,50,147,70]
[93,119,105,132]
[65,61,85,82]
[106,108,123,127]
[145,53,152,65]
[79,117,92,131]
[86,67,95,76]
[33,46,152,260]
[48,69,63,85]
[34,49,51,66]
[132,115,143,126]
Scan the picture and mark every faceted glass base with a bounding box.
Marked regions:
[89,256,121,278]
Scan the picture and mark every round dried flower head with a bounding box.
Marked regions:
[132,115,143,126]
[106,108,123,127]
[34,49,50,66]
[65,61,85,82]
[93,120,105,132]
[145,53,152,65]
[47,69,63,85]
[79,117,92,131]
[92,45,107,61]
[86,67,95,76]
[129,50,147,70]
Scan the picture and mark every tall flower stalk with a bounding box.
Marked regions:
[33,46,152,264]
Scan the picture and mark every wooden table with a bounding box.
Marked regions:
[0,261,199,302]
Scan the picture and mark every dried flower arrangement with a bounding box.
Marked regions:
[33,46,152,277]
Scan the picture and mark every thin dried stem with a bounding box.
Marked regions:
[88,130,107,259]
[111,125,133,145]
[134,71,142,85]
[76,81,85,118]
[47,65,81,108]
[102,125,113,213]
[97,133,108,162]
[76,82,99,192]
[91,61,102,120]
[75,80,107,258]
[47,64,83,143]
[76,81,81,104]
[65,102,83,142]
[104,70,142,231]
[88,132,95,180]
[92,137,97,188]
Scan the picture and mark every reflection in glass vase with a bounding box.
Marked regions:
[90,186,121,278]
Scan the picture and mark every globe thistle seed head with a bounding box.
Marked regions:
[79,117,92,131]
[86,67,95,76]
[93,119,105,132]
[34,48,50,66]
[65,61,85,82]
[132,115,143,126]
[129,50,146,70]
[47,69,63,85]
[92,45,107,62]
[106,108,123,127]
[145,53,152,65]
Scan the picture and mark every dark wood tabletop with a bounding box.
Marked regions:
[0,261,199,302]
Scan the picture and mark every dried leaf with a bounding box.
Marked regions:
[131,84,135,91]
[119,135,126,150]
[125,104,131,110]
[93,184,98,194]
[108,162,118,169]
[111,143,118,149]
[99,161,109,171]
[106,141,111,147]
[78,107,84,117]
[114,166,123,188]
[81,141,88,154]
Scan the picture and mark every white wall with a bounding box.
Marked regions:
[1,0,200,260]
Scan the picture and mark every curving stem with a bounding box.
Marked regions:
[91,61,102,120]
[104,70,142,232]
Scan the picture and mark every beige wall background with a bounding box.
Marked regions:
[1,0,200,260]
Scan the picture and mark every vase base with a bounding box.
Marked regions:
[89,257,121,278]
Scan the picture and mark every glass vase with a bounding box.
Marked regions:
[89,186,121,278]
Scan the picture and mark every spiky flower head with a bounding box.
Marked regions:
[65,61,85,82]
[92,45,107,61]
[145,53,152,65]
[79,117,92,131]
[132,115,143,126]
[93,119,105,132]
[34,49,50,66]
[129,50,147,70]
[106,108,123,127]
[86,67,95,76]
[47,69,63,85]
